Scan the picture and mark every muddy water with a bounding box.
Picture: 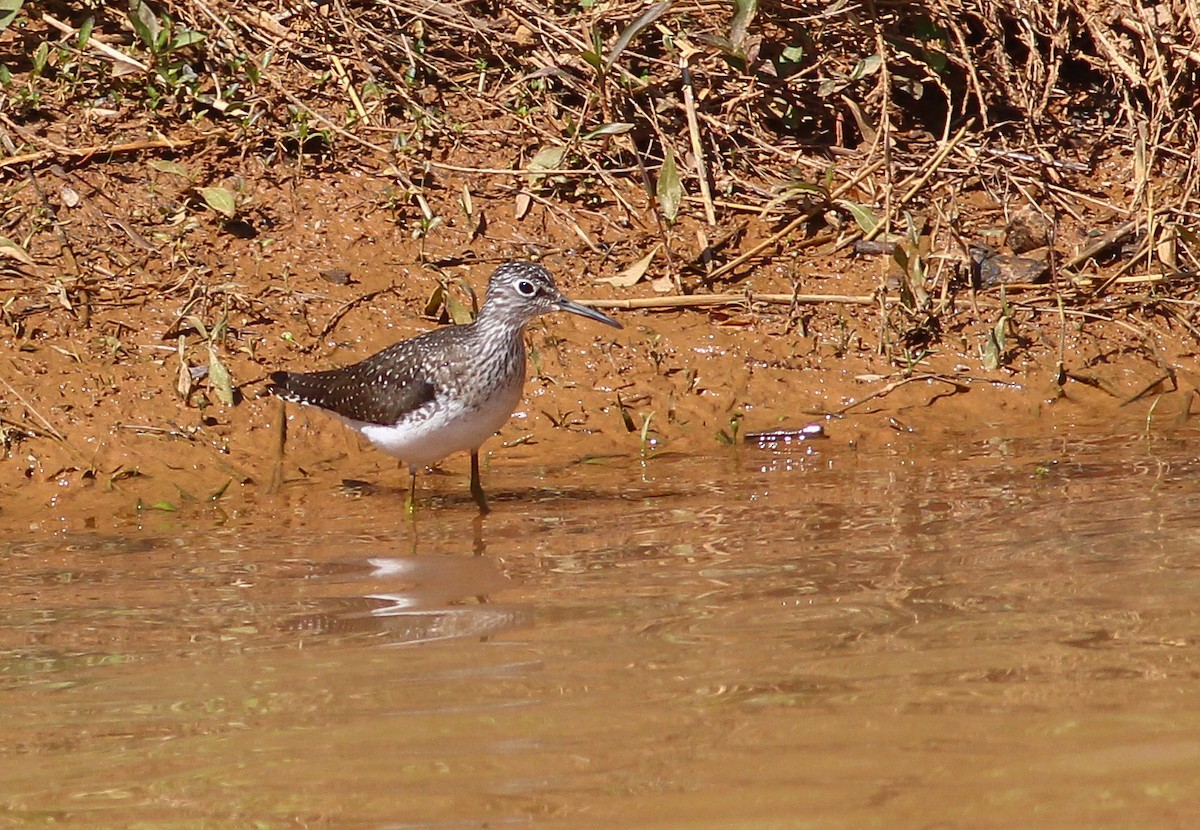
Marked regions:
[3,427,1200,828]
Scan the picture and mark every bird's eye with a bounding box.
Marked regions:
[516,280,536,296]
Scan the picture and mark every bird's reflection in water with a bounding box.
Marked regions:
[283,534,531,646]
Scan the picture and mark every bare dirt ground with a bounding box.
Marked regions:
[2,162,1194,531]
[2,2,1199,530]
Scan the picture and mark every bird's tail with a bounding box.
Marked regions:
[267,371,306,404]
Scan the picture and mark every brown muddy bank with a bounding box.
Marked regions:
[1,167,1195,533]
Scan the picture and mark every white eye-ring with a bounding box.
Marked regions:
[516,280,536,296]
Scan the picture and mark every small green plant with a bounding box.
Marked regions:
[178,310,235,408]
[818,52,882,99]
[656,143,683,224]
[281,105,331,158]
[126,0,207,105]
[196,185,237,220]
[981,290,1012,370]
[716,412,744,445]
[696,0,761,73]
[30,40,49,76]
[128,0,206,61]
[892,212,930,313]
[411,191,442,242]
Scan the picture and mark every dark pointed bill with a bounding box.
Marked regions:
[556,296,623,329]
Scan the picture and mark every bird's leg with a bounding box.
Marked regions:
[470,449,490,514]
[405,467,418,516]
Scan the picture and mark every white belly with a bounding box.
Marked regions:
[339,380,523,470]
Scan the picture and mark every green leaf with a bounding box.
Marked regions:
[167,29,205,51]
[781,44,804,62]
[982,307,1009,370]
[816,77,841,98]
[150,159,191,178]
[581,122,634,140]
[423,283,446,318]
[148,500,177,512]
[776,44,804,79]
[836,199,879,235]
[850,53,882,81]
[788,181,828,198]
[914,17,945,41]
[696,33,738,56]
[127,0,161,49]
[77,16,94,48]
[184,314,209,341]
[730,0,757,47]
[529,145,566,172]
[982,328,1001,370]
[210,310,229,344]
[444,291,473,326]
[207,344,235,406]
[198,186,237,218]
[31,40,48,75]
[657,145,683,224]
[0,0,23,34]
[605,1,670,72]
[580,28,604,74]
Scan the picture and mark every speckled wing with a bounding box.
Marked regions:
[268,337,440,426]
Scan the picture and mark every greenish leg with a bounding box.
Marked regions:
[470,450,490,514]
[405,469,417,516]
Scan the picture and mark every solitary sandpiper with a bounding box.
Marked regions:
[268,261,622,513]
